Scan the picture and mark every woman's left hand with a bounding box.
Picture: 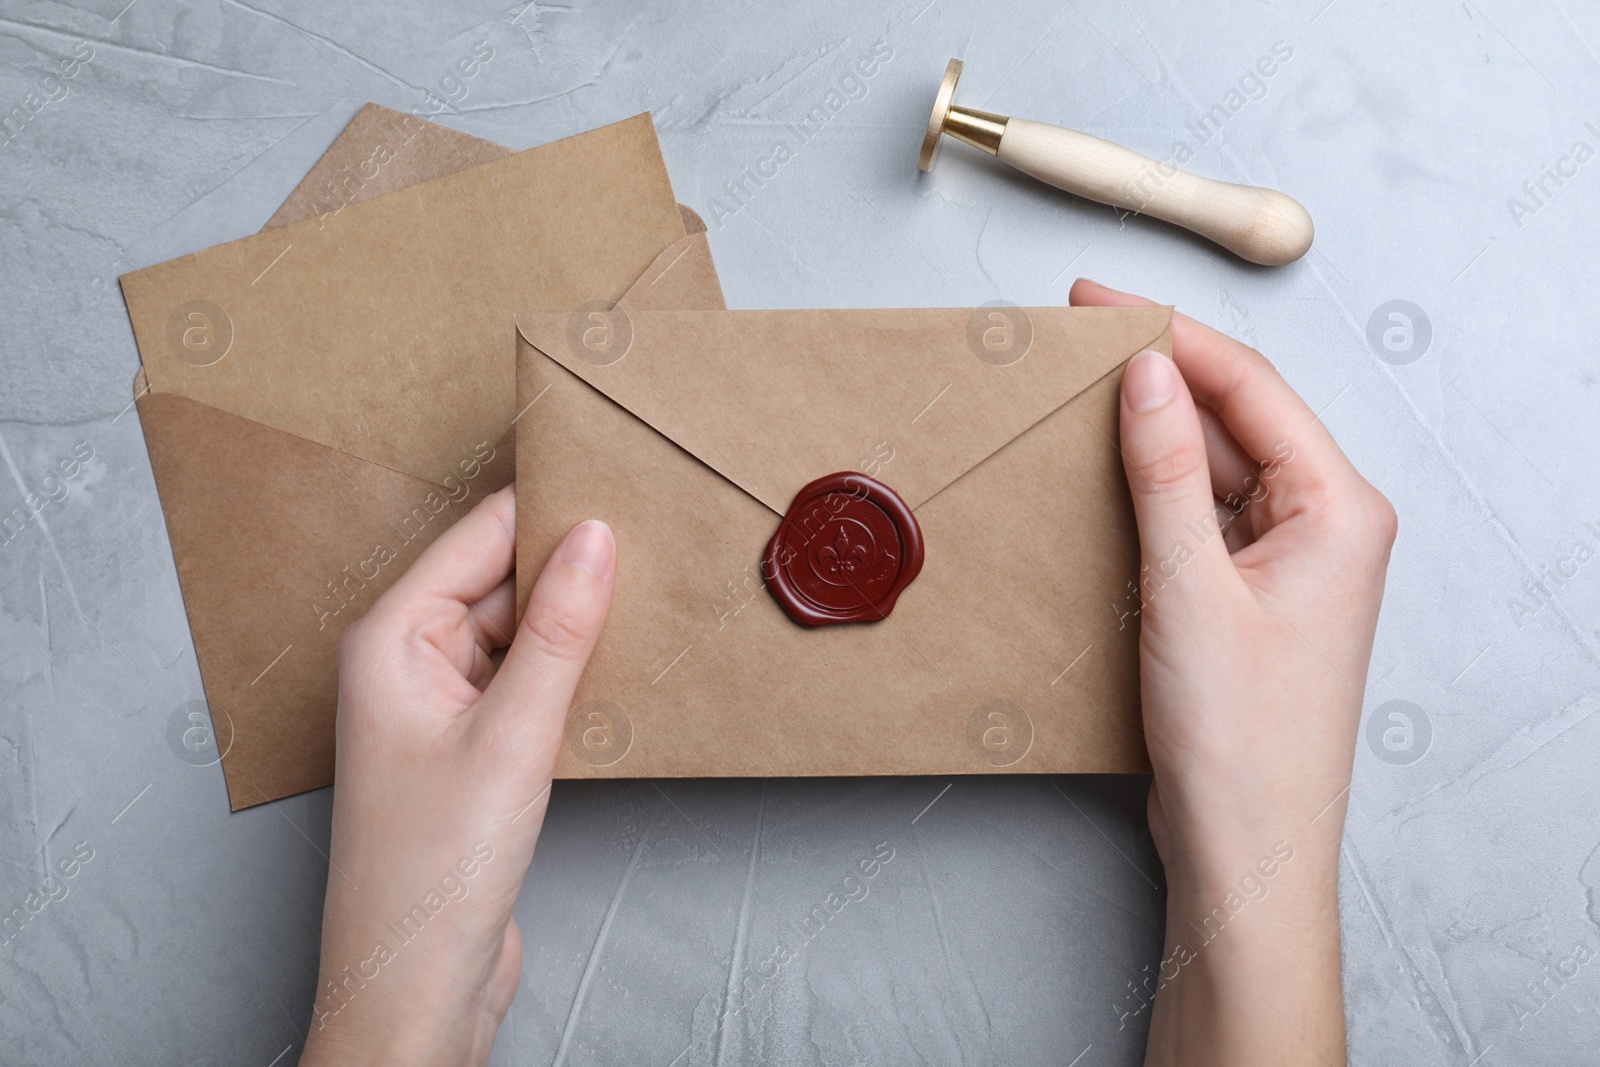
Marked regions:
[299,486,616,1066]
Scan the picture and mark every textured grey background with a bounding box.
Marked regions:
[1,0,1597,1063]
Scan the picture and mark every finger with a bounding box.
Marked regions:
[1221,513,1256,555]
[463,577,516,690]
[468,576,517,651]
[1073,285,1258,513]
[1197,403,1258,511]
[382,485,517,612]
[1118,350,1234,589]
[481,519,616,724]
[1071,279,1365,524]
[1196,402,1264,548]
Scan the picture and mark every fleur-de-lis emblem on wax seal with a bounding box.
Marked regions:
[818,525,870,576]
[763,472,925,628]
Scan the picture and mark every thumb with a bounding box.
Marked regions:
[1118,351,1231,596]
[482,518,616,729]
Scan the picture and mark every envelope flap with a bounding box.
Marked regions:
[516,305,1172,513]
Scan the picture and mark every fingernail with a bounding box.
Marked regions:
[1123,350,1179,413]
[561,519,614,576]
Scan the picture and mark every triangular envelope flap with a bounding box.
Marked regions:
[516,305,1171,513]
[614,232,724,312]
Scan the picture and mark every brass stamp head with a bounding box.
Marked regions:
[918,58,964,171]
[919,58,1007,171]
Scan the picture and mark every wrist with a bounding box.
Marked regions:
[301,1007,495,1067]
[1152,768,1346,890]
[1153,825,1342,1022]
[299,959,499,1067]
[1169,834,1316,894]
[1146,857,1347,1067]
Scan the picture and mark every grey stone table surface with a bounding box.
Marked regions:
[2,0,1598,1063]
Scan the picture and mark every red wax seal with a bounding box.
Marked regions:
[763,472,924,627]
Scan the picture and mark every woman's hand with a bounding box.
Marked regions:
[1072,280,1396,1067]
[298,487,615,1066]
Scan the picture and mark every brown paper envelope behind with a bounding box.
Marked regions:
[514,306,1172,777]
[265,103,515,229]
[266,102,711,238]
[123,113,688,486]
[128,111,723,808]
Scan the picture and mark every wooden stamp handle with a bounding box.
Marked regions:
[997,118,1314,266]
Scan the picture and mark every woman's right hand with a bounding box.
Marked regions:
[1072,279,1396,1067]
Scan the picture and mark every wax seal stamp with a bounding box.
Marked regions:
[764,472,924,627]
[918,58,1313,266]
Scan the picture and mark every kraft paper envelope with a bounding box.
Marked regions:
[514,305,1173,777]
[124,110,724,810]
[266,102,515,229]
[266,102,712,238]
